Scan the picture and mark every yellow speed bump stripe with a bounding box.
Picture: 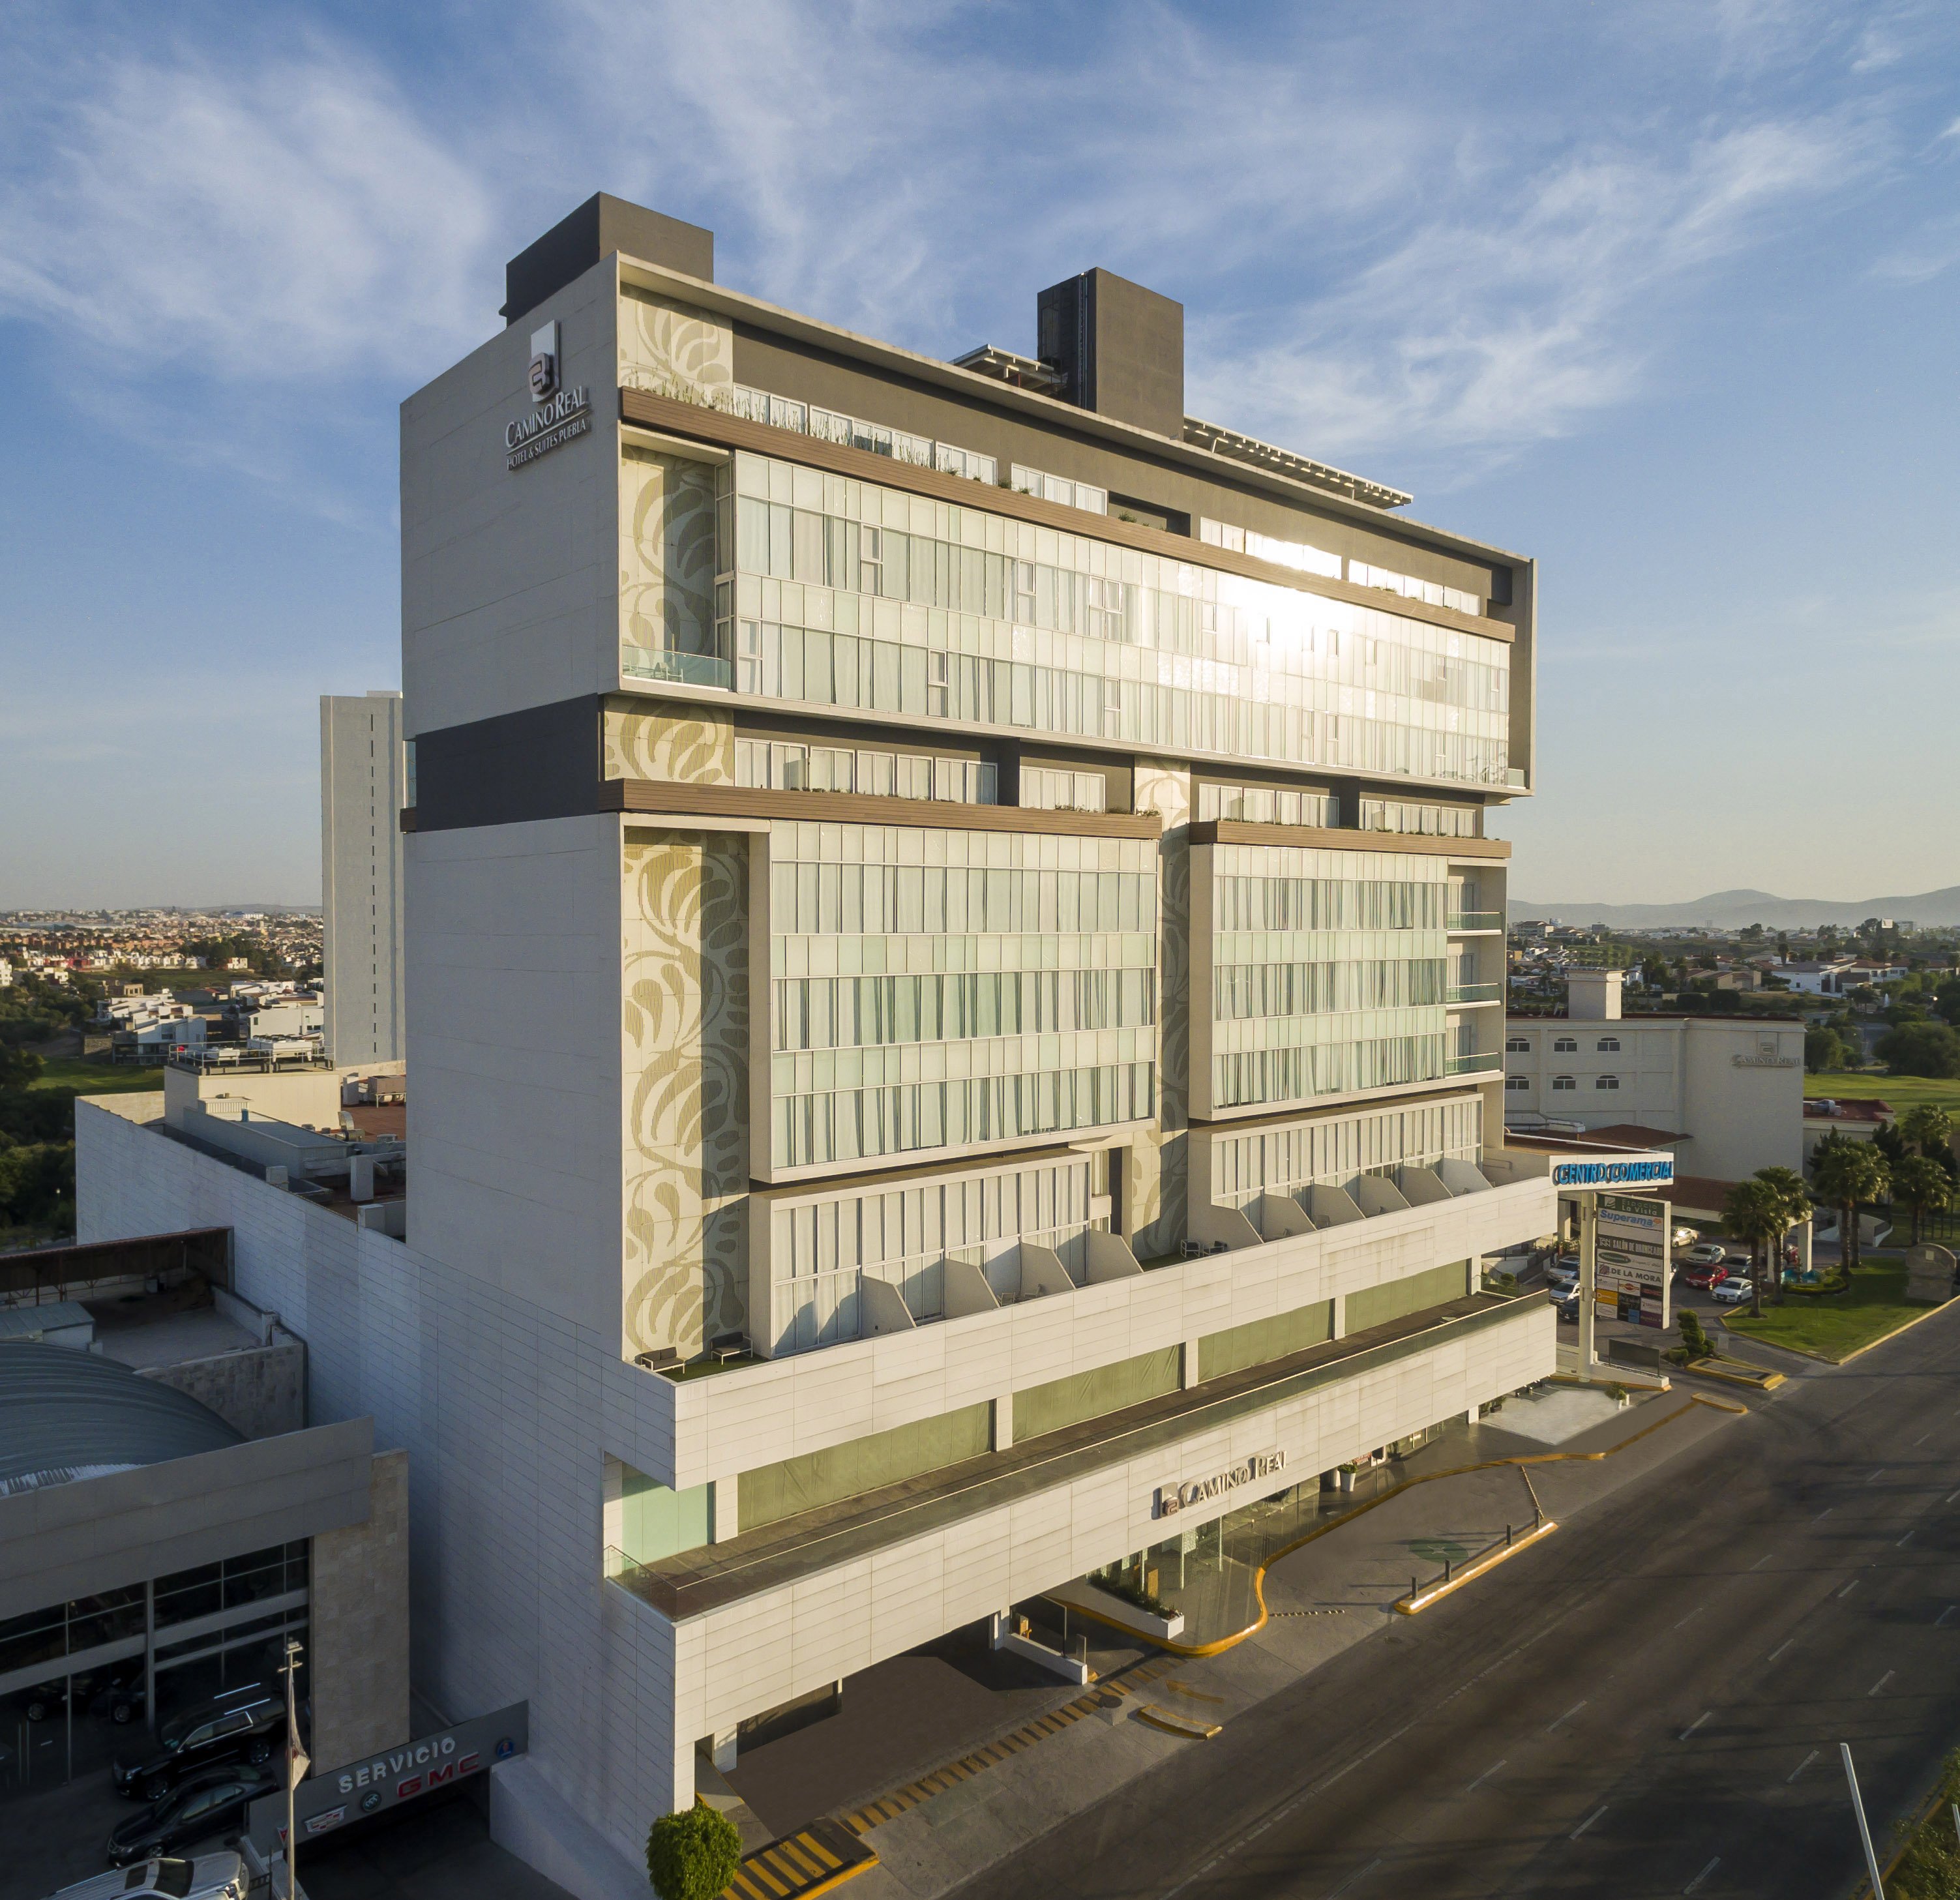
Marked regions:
[722,1818,875,1900]
[1394,1518,1558,1614]
[840,1657,1177,1835]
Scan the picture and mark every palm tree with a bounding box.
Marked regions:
[1751,1166,1813,1304]
[1900,1103,1955,1165]
[1723,1178,1789,1318]
[1813,1143,1890,1274]
[1892,1155,1953,1246]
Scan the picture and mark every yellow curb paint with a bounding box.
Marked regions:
[1049,1392,1740,1658]
[1393,1519,1559,1614]
[1682,1358,1785,1390]
[1134,1704,1223,1740]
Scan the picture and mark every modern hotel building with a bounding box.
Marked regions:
[78,195,1560,1896]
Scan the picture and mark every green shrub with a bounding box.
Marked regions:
[646,1804,743,1900]
[1678,1311,1713,1359]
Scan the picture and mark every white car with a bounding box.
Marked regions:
[1679,1243,1727,1267]
[1710,1277,1753,1305]
[42,1853,244,1900]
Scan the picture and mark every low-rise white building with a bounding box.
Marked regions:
[1503,972,1802,1213]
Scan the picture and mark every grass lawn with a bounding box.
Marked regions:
[1805,1070,1960,1112]
[1723,1258,1938,1363]
[27,1054,167,1096]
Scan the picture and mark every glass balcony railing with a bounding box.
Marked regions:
[621,646,732,689]
[1444,1051,1504,1075]
[1446,912,1504,932]
[1446,983,1503,1004]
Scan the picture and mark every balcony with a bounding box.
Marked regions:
[1446,983,1503,1005]
[1444,1051,1504,1075]
[1446,912,1504,932]
[621,646,731,690]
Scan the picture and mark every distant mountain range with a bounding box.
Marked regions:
[1509,886,1960,930]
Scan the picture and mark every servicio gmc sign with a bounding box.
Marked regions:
[1551,1157,1674,1189]
[250,1702,527,1849]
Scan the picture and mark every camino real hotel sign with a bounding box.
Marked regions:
[1155,1450,1286,1519]
[505,319,591,470]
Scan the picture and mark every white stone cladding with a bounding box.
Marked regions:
[78,1093,1551,1900]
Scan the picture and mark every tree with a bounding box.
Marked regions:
[1752,1166,1813,1305]
[1679,1309,1714,1359]
[0,1044,44,1090]
[646,1805,743,1900]
[1805,1026,1851,1074]
[1876,1022,1960,1080]
[1892,1155,1953,1246]
[1813,1142,1890,1272]
[1724,1178,1789,1318]
[1901,1103,1955,1164]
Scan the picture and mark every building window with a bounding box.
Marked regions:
[1552,1036,1577,1053]
[1504,1036,1530,1054]
[1506,1075,1529,1091]
[1596,1075,1620,1090]
[1552,1075,1575,1091]
[1597,1037,1620,1052]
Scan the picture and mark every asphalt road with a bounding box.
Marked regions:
[947,1304,1960,1900]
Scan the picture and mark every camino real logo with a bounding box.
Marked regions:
[1155,1450,1285,1519]
[505,318,591,471]
[528,320,560,400]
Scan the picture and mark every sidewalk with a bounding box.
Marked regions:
[833,1383,1744,1900]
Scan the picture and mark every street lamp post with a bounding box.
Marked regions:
[1841,1743,1886,1899]
[282,1637,310,1900]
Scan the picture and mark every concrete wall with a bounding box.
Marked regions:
[1502,1018,1802,1181]
[310,1448,412,1770]
[404,813,627,1342]
[401,260,621,736]
[139,1339,306,1440]
[0,1412,374,1622]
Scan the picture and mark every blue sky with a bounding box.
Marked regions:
[3,0,1957,909]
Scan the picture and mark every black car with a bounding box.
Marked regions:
[106,1764,276,1866]
[113,1687,283,1802]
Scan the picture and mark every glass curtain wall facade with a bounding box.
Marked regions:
[715,454,1511,788]
[1206,843,1450,1110]
[767,821,1157,1171]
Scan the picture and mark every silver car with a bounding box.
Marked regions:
[42,1853,244,1900]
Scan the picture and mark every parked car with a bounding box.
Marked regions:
[1679,1243,1727,1266]
[91,1665,146,1725]
[1679,1262,1730,1291]
[106,1768,275,1867]
[112,1687,283,1802]
[42,1850,245,1900]
[1711,1277,1754,1305]
[1554,1293,1579,1326]
[1545,1260,1581,1294]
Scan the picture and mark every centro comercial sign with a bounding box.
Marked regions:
[1549,1157,1674,1189]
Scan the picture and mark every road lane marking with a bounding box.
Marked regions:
[1673,1609,1701,1629]
[1815,1507,1834,1521]
[1937,1606,1958,1627]
[1870,1670,1895,1697]
[1547,1700,1587,1732]
[1466,1760,1506,1792]
[1899,1530,1915,1548]
[1749,1554,1773,1570]
[1327,1858,1382,1897]
[1571,1805,1607,1840]
[1788,1749,1820,1783]
[1684,1856,1721,1894]
[1839,1579,1861,1599]
[1767,1639,1795,1663]
[1680,1710,1712,1740]
[1916,1432,1933,1446]
[1947,1489,1960,1506]
[1869,1469,1888,1483]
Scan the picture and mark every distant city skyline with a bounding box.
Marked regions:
[3,1,1957,908]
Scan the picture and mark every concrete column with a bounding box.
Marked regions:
[1181,1339,1201,1389]
[1330,1294,1346,1341]
[709,1475,737,1544]
[711,1729,737,1772]
[992,1395,1014,1451]
[1800,1219,1814,1277]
